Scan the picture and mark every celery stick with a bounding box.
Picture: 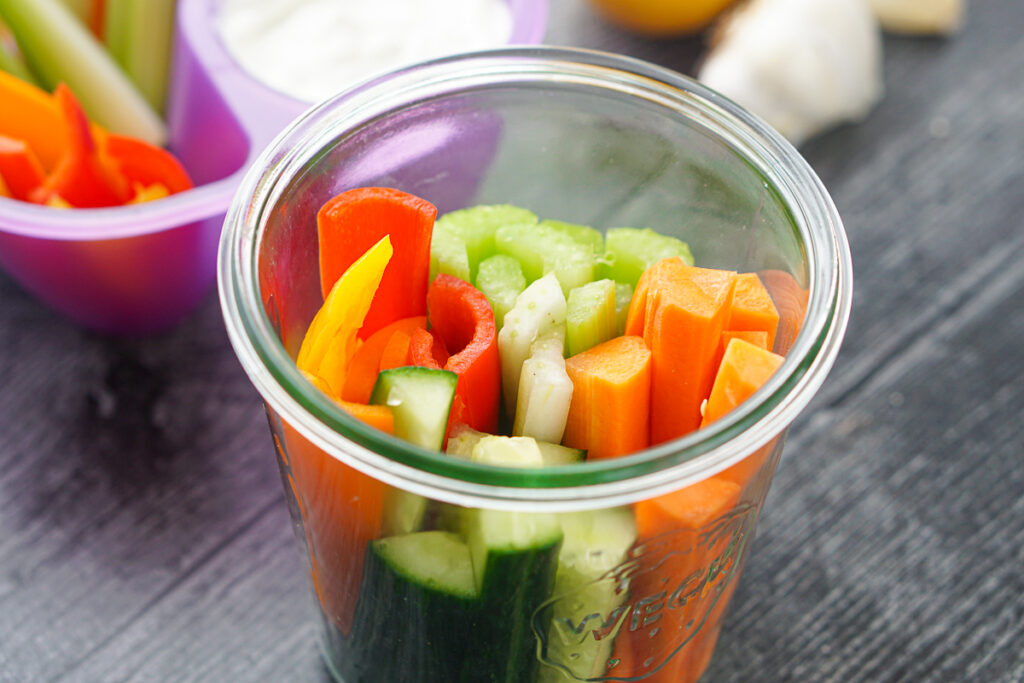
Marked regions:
[540,219,604,256]
[474,254,526,329]
[429,228,472,284]
[498,273,566,413]
[435,204,537,280]
[513,325,573,444]
[494,222,595,295]
[614,282,633,336]
[566,279,617,358]
[57,0,90,23]
[0,0,166,145]
[104,0,175,114]
[0,33,39,85]
[470,435,545,468]
[600,227,694,287]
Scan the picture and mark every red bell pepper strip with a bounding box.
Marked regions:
[317,187,436,339]
[408,326,449,370]
[34,84,130,208]
[426,274,500,435]
[0,135,46,201]
[103,133,194,194]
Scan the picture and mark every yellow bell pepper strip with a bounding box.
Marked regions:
[297,235,394,396]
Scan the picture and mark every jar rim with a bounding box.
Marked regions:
[218,46,853,510]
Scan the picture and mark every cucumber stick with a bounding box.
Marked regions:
[539,507,638,682]
[513,325,573,444]
[566,279,618,357]
[446,426,585,465]
[347,531,477,682]
[498,273,566,412]
[369,367,457,452]
[462,434,564,682]
[104,0,176,113]
[0,0,166,144]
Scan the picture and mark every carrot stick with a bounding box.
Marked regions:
[758,269,809,355]
[279,417,386,635]
[633,259,737,443]
[700,337,784,428]
[341,315,426,403]
[563,335,651,460]
[0,135,46,200]
[626,476,742,682]
[727,273,779,350]
[711,329,769,380]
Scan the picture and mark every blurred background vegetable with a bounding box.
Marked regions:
[585,0,740,36]
[0,0,167,145]
[104,0,176,113]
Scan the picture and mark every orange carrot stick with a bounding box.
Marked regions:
[700,337,784,428]
[727,273,779,350]
[633,259,736,443]
[758,269,809,355]
[626,477,742,682]
[341,315,426,403]
[711,329,769,380]
[563,335,651,460]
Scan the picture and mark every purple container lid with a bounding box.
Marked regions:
[0,0,547,335]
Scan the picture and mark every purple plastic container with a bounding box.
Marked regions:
[0,0,547,335]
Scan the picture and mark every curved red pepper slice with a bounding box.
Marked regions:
[103,133,194,194]
[426,274,500,435]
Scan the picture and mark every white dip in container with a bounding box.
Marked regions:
[217,0,515,103]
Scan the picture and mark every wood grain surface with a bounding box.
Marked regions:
[1,1,1022,681]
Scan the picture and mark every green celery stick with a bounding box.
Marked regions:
[600,227,694,287]
[540,219,605,256]
[430,228,472,284]
[566,279,617,357]
[0,0,166,145]
[474,254,526,328]
[0,31,39,85]
[57,0,90,23]
[104,0,176,114]
[494,222,595,295]
[435,204,537,281]
[614,282,633,336]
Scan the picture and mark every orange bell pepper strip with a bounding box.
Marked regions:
[33,84,130,208]
[317,187,436,339]
[0,135,46,201]
[297,235,394,396]
[425,274,501,435]
[341,316,427,404]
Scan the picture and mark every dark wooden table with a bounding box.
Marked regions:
[2,2,1022,681]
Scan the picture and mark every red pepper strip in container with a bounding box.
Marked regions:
[33,84,130,208]
[408,326,449,370]
[104,133,194,194]
[0,136,47,201]
[317,187,436,339]
[426,274,500,435]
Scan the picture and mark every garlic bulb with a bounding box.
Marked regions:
[697,0,884,146]
[867,0,965,35]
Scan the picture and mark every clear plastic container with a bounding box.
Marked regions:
[219,47,852,682]
[0,0,546,335]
